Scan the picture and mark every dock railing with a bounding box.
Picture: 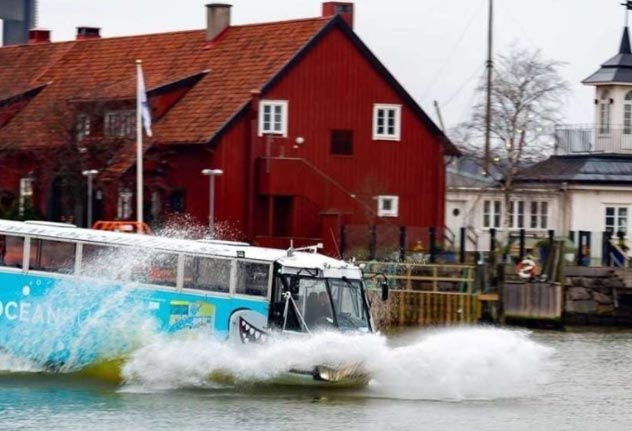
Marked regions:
[361,261,475,292]
[362,262,489,327]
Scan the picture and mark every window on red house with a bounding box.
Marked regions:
[104,110,135,138]
[76,114,91,142]
[169,190,186,213]
[330,130,353,155]
[373,104,401,141]
[258,100,288,137]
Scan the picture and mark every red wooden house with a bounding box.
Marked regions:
[0,2,458,254]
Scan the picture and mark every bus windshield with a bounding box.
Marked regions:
[327,278,370,332]
[286,276,370,332]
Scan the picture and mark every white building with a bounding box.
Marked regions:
[447,25,632,263]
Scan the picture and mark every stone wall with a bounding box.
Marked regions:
[563,267,632,325]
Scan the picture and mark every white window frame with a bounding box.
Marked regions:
[624,91,632,135]
[76,114,90,142]
[529,201,549,230]
[372,104,401,141]
[599,89,611,135]
[605,205,628,235]
[19,177,34,217]
[117,188,133,220]
[258,100,288,137]
[483,199,502,229]
[508,200,525,229]
[104,110,135,138]
[377,195,399,217]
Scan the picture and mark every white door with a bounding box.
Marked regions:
[446,200,466,235]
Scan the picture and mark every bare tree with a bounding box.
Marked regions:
[0,96,130,224]
[454,45,570,229]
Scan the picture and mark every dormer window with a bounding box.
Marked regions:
[76,114,90,141]
[19,177,34,217]
[104,110,135,138]
[117,188,133,220]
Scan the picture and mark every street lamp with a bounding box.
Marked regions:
[82,169,98,228]
[201,168,223,237]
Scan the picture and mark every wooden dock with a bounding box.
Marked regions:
[502,281,563,321]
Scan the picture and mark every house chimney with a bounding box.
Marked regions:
[28,28,51,44]
[206,3,232,41]
[322,2,354,29]
[76,27,101,40]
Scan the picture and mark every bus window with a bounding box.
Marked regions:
[81,245,176,286]
[81,244,117,273]
[81,244,136,280]
[144,253,178,287]
[29,239,76,274]
[184,256,231,293]
[0,235,24,268]
[236,261,270,297]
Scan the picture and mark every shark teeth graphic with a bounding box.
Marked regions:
[238,317,268,344]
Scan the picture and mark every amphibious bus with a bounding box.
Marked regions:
[0,219,381,385]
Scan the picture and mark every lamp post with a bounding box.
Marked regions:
[201,168,223,237]
[82,169,98,228]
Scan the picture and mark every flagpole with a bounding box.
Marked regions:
[136,59,143,224]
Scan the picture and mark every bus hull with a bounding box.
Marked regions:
[0,270,369,388]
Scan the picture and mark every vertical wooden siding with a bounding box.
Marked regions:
[258,27,446,230]
[214,26,448,240]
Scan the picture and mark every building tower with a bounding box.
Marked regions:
[0,0,37,46]
[582,4,632,152]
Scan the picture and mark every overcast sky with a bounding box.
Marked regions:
[4,0,628,128]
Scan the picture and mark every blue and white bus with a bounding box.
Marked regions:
[0,219,380,385]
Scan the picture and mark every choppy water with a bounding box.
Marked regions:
[1,327,631,431]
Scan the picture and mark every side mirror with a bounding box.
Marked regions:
[380,281,389,301]
[290,276,300,295]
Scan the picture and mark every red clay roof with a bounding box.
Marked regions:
[0,17,330,150]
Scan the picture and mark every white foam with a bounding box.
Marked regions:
[368,327,555,400]
[120,327,554,400]
[0,351,42,373]
[120,330,387,391]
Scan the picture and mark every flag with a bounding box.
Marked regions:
[137,62,153,137]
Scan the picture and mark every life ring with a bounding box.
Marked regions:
[516,259,536,279]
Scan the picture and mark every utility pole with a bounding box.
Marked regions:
[82,169,98,228]
[201,169,224,237]
[484,0,493,176]
[433,100,446,132]
[136,59,144,224]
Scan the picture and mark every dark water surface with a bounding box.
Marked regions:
[0,329,630,431]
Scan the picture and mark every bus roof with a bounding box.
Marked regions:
[0,219,358,274]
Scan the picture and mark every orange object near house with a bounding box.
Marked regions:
[91,221,153,234]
